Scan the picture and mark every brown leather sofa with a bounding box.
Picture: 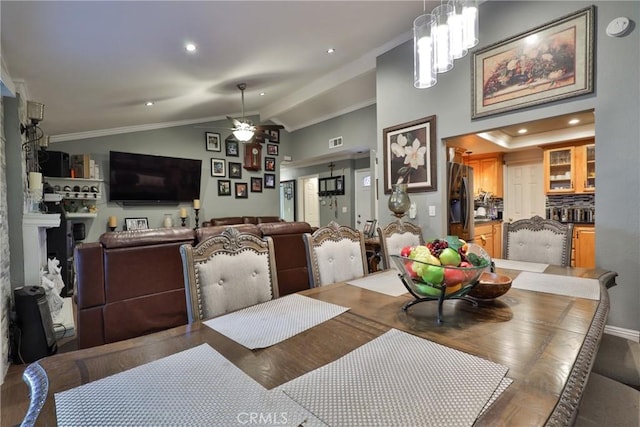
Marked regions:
[75,221,313,349]
[74,228,195,349]
[203,216,284,226]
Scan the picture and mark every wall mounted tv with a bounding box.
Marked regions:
[109,151,202,205]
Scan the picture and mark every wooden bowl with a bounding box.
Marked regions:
[468,272,512,299]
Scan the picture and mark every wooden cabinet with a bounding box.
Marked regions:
[474,222,494,258]
[493,222,503,259]
[464,153,504,198]
[473,221,503,259]
[543,140,595,194]
[572,225,595,268]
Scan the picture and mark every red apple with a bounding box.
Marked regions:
[443,267,465,286]
[405,261,418,278]
[400,246,412,257]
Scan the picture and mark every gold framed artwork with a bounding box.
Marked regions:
[472,6,595,119]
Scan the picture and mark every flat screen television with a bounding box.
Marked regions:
[109,151,202,205]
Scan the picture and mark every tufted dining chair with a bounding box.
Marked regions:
[377,219,424,270]
[180,227,279,323]
[303,221,368,287]
[502,215,574,267]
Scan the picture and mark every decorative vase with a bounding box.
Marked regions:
[163,214,174,228]
[388,183,411,218]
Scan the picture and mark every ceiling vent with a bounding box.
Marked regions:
[329,136,343,149]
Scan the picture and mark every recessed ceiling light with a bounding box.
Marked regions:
[327,48,335,54]
[518,128,527,134]
[145,101,154,107]
[259,92,265,96]
[568,118,580,125]
[185,43,197,52]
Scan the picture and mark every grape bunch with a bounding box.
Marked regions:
[426,239,448,258]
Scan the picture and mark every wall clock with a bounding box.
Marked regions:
[243,142,262,171]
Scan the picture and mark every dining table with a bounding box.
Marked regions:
[18,262,616,426]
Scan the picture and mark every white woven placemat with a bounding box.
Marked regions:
[278,329,510,426]
[512,272,600,300]
[204,294,349,349]
[493,258,549,273]
[346,270,408,296]
[55,344,326,426]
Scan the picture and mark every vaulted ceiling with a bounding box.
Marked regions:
[1,1,434,140]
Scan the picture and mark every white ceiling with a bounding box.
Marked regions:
[1,1,436,140]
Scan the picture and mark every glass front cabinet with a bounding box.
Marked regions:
[543,140,595,194]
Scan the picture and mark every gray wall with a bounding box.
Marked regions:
[51,116,282,242]
[285,104,376,162]
[376,1,640,331]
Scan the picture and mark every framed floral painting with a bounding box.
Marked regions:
[383,115,437,194]
[472,6,594,118]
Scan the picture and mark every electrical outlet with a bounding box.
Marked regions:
[428,205,436,216]
[342,206,348,213]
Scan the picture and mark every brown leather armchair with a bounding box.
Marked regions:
[74,228,195,349]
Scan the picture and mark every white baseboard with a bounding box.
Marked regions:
[604,325,640,342]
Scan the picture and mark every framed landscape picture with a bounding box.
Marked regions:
[205,132,221,152]
[218,179,231,196]
[472,6,595,119]
[211,158,225,177]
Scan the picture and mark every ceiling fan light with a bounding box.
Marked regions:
[233,128,255,142]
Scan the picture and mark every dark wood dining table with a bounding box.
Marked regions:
[20,264,615,426]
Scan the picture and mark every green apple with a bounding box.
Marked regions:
[439,247,462,266]
[421,264,444,285]
[415,283,441,296]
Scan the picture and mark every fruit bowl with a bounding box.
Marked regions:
[390,238,492,323]
[467,272,512,299]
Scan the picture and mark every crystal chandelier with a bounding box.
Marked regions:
[413,0,479,89]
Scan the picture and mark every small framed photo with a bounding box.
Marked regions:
[363,219,377,238]
[265,157,276,172]
[235,182,248,198]
[211,158,225,177]
[205,132,221,152]
[251,177,263,193]
[226,139,239,157]
[264,173,276,189]
[267,144,279,156]
[268,130,280,143]
[125,217,149,231]
[218,179,231,196]
[228,162,242,179]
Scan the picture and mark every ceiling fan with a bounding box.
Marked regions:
[220,83,284,142]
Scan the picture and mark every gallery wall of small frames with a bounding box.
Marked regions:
[208,131,279,199]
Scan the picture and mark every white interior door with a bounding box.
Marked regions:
[300,176,320,228]
[354,169,372,231]
[504,162,545,222]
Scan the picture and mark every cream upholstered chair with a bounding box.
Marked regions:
[502,215,574,267]
[377,220,424,270]
[303,221,368,287]
[180,227,279,323]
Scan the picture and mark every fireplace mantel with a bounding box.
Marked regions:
[22,212,60,286]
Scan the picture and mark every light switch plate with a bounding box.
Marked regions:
[428,205,436,216]
[342,206,348,213]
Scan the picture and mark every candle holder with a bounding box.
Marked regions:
[181,217,187,227]
[194,208,200,229]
